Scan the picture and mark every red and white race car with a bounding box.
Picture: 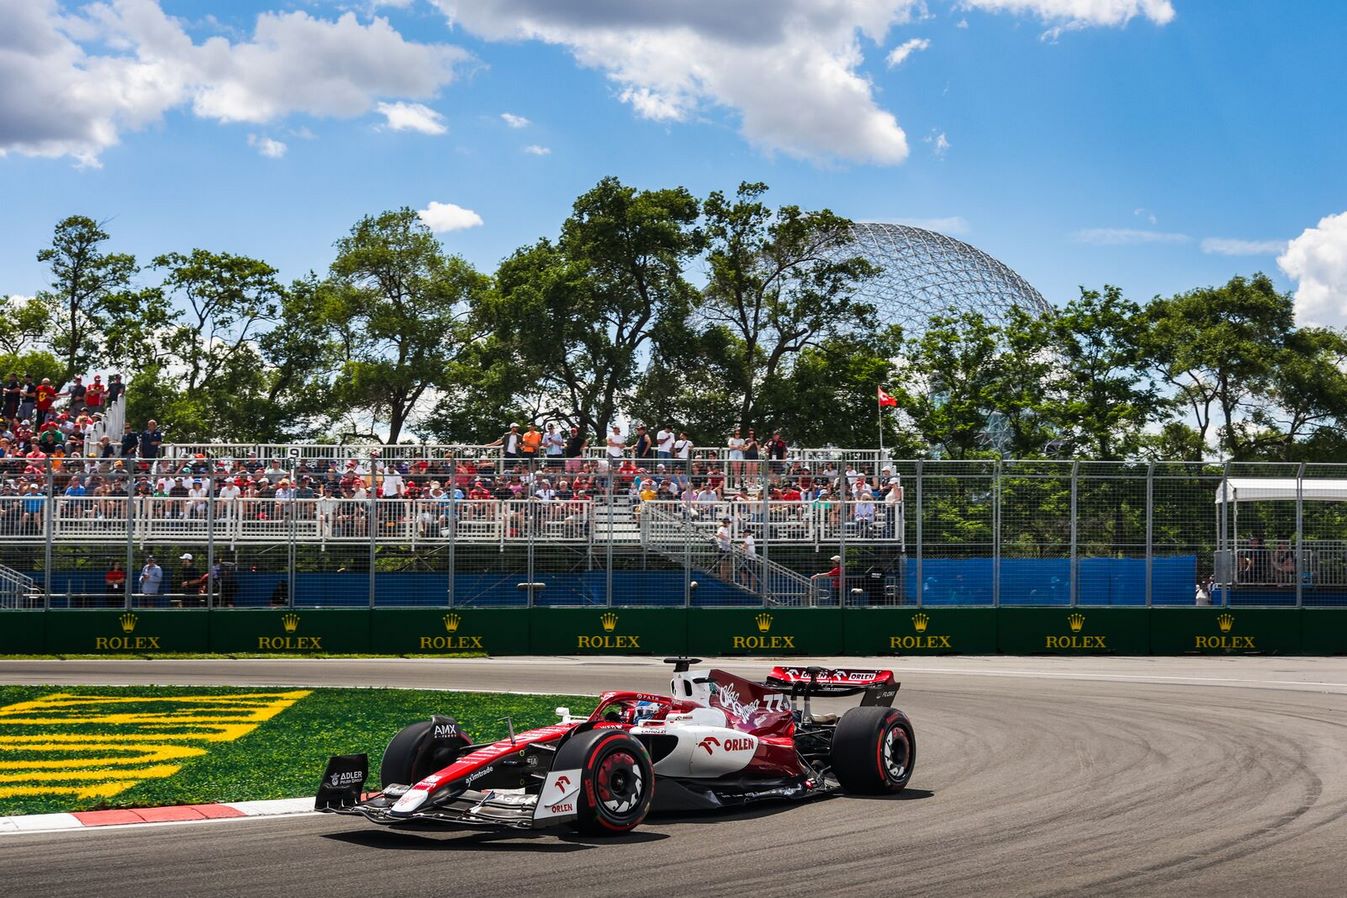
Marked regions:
[316,659,915,835]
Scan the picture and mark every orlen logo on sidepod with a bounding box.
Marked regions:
[697,735,755,755]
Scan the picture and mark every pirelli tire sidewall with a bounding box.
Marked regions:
[830,706,916,795]
[554,728,655,835]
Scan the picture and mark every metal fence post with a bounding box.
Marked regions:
[914,460,923,609]
[125,468,135,610]
[992,459,1001,608]
[1145,462,1154,607]
[43,459,54,605]
[1069,460,1079,607]
[605,457,614,607]
[1295,462,1305,608]
[368,455,377,610]
[206,476,216,609]
[447,454,457,608]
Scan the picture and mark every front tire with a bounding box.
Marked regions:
[380,717,468,788]
[554,729,654,835]
[830,706,915,794]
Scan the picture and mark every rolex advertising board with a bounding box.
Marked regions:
[371,608,529,655]
[528,608,686,655]
[43,610,210,654]
[689,609,843,656]
[843,608,997,655]
[1149,608,1301,654]
[997,608,1149,654]
[208,609,370,653]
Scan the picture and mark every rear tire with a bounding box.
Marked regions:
[380,717,468,788]
[830,706,915,794]
[554,729,654,835]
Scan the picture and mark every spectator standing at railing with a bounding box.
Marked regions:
[119,424,137,458]
[105,560,126,599]
[2,373,19,422]
[564,425,587,474]
[674,431,693,468]
[606,424,627,461]
[187,478,208,518]
[106,373,125,405]
[634,425,653,460]
[138,420,163,465]
[767,431,788,473]
[489,423,523,461]
[727,427,745,487]
[138,556,163,604]
[741,429,759,482]
[543,424,565,467]
[520,423,542,463]
[35,378,60,423]
[656,425,675,460]
[85,375,105,412]
[884,476,903,537]
[66,375,86,414]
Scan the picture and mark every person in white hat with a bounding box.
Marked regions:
[177,553,206,605]
[811,554,844,606]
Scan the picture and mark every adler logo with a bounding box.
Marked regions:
[328,770,364,788]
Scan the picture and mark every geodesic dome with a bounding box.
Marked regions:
[847,222,1050,336]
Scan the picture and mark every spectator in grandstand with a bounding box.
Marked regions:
[66,375,86,413]
[854,489,876,533]
[262,459,286,485]
[17,375,37,422]
[520,423,542,463]
[177,553,207,605]
[715,517,733,579]
[84,375,105,411]
[634,425,653,459]
[489,423,523,460]
[138,555,163,603]
[35,378,60,423]
[543,423,565,467]
[736,530,759,591]
[766,431,788,472]
[187,478,209,518]
[106,373,125,406]
[105,560,126,598]
[883,475,903,537]
[741,429,759,481]
[655,424,675,460]
[603,424,626,461]
[2,373,18,422]
[564,425,587,474]
[727,427,745,487]
[811,555,844,605]
[19,481,45,533]
[673,431,693,466]
[138,420,163,463]
[118,424,137,458]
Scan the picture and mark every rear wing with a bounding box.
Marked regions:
[764,666,899,706]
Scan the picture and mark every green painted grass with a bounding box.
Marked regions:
[0,685,591,817]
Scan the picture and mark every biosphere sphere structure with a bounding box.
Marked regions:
[847,222,1050,335]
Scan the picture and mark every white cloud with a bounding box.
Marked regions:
[435,0,919,165]
[886,37,930,67]
[500,112,530,128]
[1201,237,1287,257]
[924,129,950,157]
[962,0,1175,36]
[1279,212,1347,326]
[0,0,469,164]
[417,201,484,232]
[247,133,287,157]
[1074,228,1190,245]
[886,216,971,235]
[376,101,448,134]
[1133,207,1157,225]
[523,144,551,155]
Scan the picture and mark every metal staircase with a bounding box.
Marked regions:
[639,504,815,606]
[0,564,39,609]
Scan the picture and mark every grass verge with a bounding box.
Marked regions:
[0,685,590,817]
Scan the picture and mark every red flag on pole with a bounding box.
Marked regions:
[877,386,898,408]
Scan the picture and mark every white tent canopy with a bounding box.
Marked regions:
[1214,478,1347,504]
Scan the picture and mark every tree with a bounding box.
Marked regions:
[325,209,489,443]
[1039,286,1158,459]
[486,177,701,437]
[699,182,878,429]
[35,216,139,382]
[1144,273,1293,458]
[1254,326,1347,459]
[0,294,51,358]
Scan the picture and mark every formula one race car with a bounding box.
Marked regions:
[315,660,916,835]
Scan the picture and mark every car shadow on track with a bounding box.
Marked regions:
[653,787,936,826]
[323,827,669,853]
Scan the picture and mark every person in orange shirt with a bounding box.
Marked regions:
[520,423,543,464]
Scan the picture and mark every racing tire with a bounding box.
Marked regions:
[380,717,468,789]
[830,706,915,795]
[553,729,654,835]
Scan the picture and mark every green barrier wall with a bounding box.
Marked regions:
[529,608,687,655]
[687,609,844,656]
[843,608,998,655]
[1150,608,1302,655]
[210,609,371,654]
[997,608,1151,655]
[1300,609,1347,656]
[44,610,211,654]
[372,609,529,655]
[6,608,1344,656]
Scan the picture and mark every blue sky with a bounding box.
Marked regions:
[3,0,1345,326]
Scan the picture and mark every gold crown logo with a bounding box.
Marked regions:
[600,612,618,632]
[443,613,461,633]
[281,613,300,634]
[911,613,929,633]
[755,612,772,633]
[119,612,137,633]
[1217,613,1234,634]
[1067,613,1085,633]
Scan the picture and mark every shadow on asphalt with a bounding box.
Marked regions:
[323,827,669,852]
[655,787,935,824]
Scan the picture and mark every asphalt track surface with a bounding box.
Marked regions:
[4,656,1347,898]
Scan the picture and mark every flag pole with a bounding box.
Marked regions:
[877,387,884,459]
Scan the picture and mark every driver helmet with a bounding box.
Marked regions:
[631,701,660,724]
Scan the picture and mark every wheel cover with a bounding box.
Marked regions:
[595,749,645,818]
[881,724,911,782]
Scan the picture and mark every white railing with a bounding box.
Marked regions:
[0,563,37,609]
[1229,540,1347,587]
